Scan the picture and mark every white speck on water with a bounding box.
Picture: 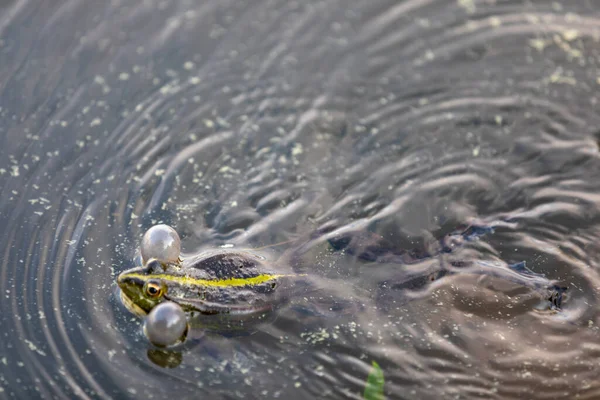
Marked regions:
[548,69,577,85]
[256,147,271,157]
[489,17,501,27]
[159,82,180,95]
[118,72,130,81]
[529,38,549,52]
[300,328,331,344]
[291,143,303,156]
[458,0,475,13]
[23,340,46,356]
[218,166,240,174]
[189,76,201,85]
[183,61,194,70]
[562,29,579,41]
[90,118,102,127]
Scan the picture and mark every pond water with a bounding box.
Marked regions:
[2,0,600,399]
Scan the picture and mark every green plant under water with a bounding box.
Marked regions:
[363,361,384,400]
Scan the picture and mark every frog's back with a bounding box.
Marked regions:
[182,251,270,280]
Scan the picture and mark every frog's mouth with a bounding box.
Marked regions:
[117,268,155,317]
[119,289,149,317]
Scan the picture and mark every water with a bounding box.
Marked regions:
[1,0,600,398]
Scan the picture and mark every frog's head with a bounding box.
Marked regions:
[118,224,183,315]
[117,259,170,316]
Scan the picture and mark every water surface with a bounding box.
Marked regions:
[1,0,600,399]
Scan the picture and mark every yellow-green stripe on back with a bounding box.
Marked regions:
[124,273,286,288]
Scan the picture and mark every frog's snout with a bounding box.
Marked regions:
[117,270,134,287]
[116,272,127,288]
[117,267,146,290]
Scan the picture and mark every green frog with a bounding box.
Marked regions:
[117,225,298,318]
[117,222,567,325]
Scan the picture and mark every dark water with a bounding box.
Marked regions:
[2,0,600,398]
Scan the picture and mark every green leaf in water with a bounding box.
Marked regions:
[363,361,384,400]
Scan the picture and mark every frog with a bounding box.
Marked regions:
[117,221,567,325]
[117,225,298,318]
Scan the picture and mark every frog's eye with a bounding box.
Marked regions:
[144,280,164,298]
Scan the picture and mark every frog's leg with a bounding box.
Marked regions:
[445,260,568,310]
[164,295,273,315]
[506,261,568,309]
[547,285,568,310]
[320,220,502,264]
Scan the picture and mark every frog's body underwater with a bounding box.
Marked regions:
[117,223,567,328]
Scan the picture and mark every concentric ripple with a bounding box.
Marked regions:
[2,0,600,399]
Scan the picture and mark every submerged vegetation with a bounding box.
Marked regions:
[364,361,385,400]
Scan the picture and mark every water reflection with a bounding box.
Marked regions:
[147,349,183,369]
